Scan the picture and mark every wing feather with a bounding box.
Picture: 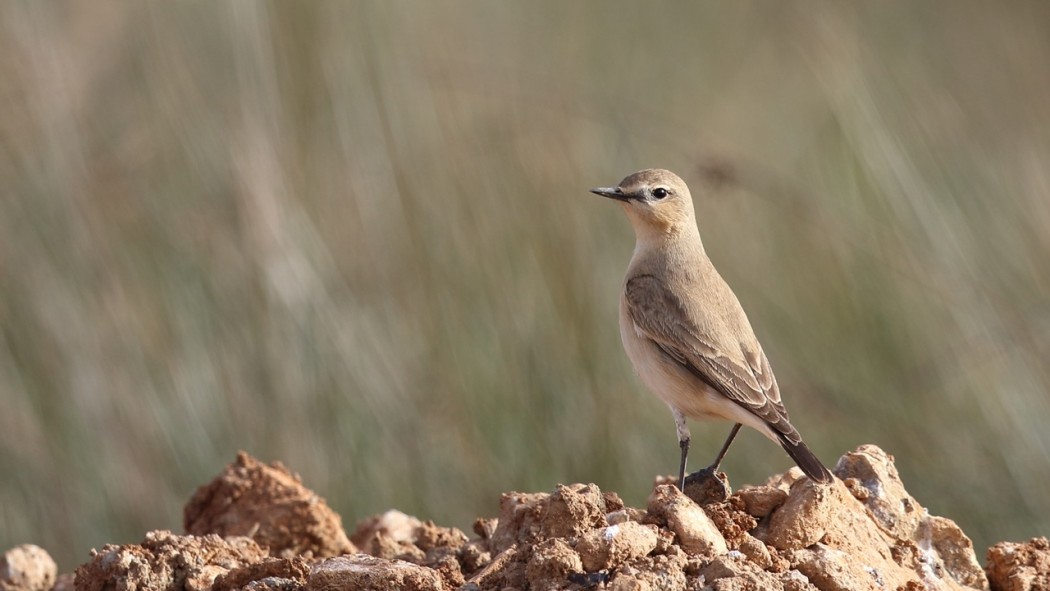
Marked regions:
[624,273,797,440]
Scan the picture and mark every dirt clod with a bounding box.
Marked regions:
[647,484,729,557]
[734,485,789,519]
[700,553,785,589]
[608,552,690,591]
[30,444,1029,591]
[737,534,772,569]
[540,483,607,539]
[74,531,267,591]
[683,469,732,506]
[212,557,310,591]
[349,510,426,562]
[704,500,758,550]
[524,539,581,585]
[308,555,442,591]
[489,492,549,554]
[754,445,990,591]
[576,521,659,572]
[1,545,57,591]
[184,452,353,558]
[986,537,1050,591]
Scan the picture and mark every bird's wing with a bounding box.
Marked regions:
[624,273,795,437]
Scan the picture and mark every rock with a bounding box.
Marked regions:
[763,479,844,551]
[239,579,302,591]
[415,521,468,555]
[349,511,426,562]
[780,569,819,591]
[789,543,897,591]
[607,553,689,591]
[351,510,422,548]
[705,500,758,550]
[986,536,1050,591]
[457,540,491,575]
[700,553,785,590]
[74,530,267,591]
[471,518,497,540]
[349,511,468,584]
[488,491,549,554]
[607,509,633,526]
[734,485,789,519]
[539,483,607,539]
[918,515,988,589]
[765,467,805,491]
[603,491,627,513]
[429,554,463,589]
[184,452,353,558]
[576,522,659,572]
[307,555,442,591]
[524,539,582,587]
[212,557,310,591]
[737,534,772,570]
[683,470,732,506]
[464,545,523,590]
[834,445,923,540]
[38,444,1004,591]
[647,484,728,557]
[753,450,988,591]
[1,545,57,591]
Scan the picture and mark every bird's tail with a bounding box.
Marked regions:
[777,433,834,483]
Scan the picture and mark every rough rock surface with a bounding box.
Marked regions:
[184,452,354,558]
[751,445,989,591]
[575,521,659,571]
[986,537,1050,591]
[73,531,267,591]
[1,545,57,591]
[647,484,729,556]
[212,557,310,591]
[15,446,1039,591]
[308,555,443,591]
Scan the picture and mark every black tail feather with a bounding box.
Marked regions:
[777,434,834,483]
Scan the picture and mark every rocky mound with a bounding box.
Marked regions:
[2,445,1047,591]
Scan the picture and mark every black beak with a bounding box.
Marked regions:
[590,186,630,202]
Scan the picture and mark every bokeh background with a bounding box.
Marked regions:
[2,1,1049,571]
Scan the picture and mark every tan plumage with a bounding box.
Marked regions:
[590,168,832,487]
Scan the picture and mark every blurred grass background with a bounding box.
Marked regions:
[2,1,1049,571]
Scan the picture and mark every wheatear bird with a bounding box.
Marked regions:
[590,169,833,489]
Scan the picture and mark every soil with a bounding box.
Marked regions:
[3,444,1047,591]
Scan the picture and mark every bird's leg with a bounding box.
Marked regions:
[679,423,740,504]
[705,423,742,473]
[678,438,690,491]
[673,408,691,491]
[682,423,742,497]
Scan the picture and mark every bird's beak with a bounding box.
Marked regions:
[590,186,629,202]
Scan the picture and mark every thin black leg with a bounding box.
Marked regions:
[678,437,690,491]
[706,423,742,471]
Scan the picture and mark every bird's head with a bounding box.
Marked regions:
[590,169,697,241]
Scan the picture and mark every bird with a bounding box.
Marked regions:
[589,168,833,489]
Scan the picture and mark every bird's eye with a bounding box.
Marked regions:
[652,187,669,199]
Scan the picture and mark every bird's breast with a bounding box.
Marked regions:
[618,299,707,413]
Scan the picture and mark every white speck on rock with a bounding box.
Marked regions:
[864,479,884,499]
[864,565,885,588]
